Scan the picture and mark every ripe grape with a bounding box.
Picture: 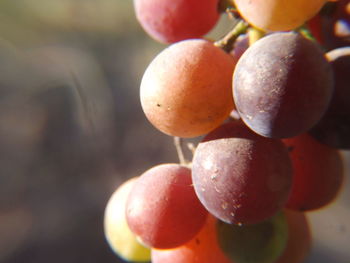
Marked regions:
[233,0,328,31]
[191,121,292,225]
[216,211,288,263]
[133,0,220,43]
[151,215,231,263]
[125,163,208,249]
[283,133,344,211]
[233,32,334,138]
[104,177,151,262]
[275,210,311,263]
[140,39,236,138]
[310,47,350,149]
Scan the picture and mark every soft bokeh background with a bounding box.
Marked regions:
[0,1,348,263]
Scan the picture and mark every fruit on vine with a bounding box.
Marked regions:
[233,0,328,31]
[151,214,231,263]
[217,211,288,263]
[140,39,236,138]
[310,47,350,149]
[275,209,311,263]
[233,32,333,138]
[192,121,292,225]
[126,164,208,249]
[283,133,344,211]
[133,0,220,43]
[104,177,151,262]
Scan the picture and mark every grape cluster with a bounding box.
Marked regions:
[104,0,349,262]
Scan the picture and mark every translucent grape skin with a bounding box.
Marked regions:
[104,177,151,262]
[133,0,220,43]
[310,47,350,149]
[151,215,232,263]
[233,32,334,139]
[191,121,293,225]
[275,210,311,263]
[217,211,288,263]
[140,39,236,138]
[283,133,344,211]
[233,0,328,31]
[125,164,208,249]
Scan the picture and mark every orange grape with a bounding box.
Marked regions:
[140,39,236,138]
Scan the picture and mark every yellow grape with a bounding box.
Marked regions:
[234,0,328,31]
[104,177,151,262]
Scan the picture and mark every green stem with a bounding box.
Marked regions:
[214,20,249,53]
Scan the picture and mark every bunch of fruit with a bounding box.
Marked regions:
[104,0,349,262]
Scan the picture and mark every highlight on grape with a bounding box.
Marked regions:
[104,0,349,262]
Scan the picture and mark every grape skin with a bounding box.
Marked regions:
[151,215,231,263]
[233,0,328,31]
[104,177,151,262]
[283,133,344,211]
[233,32,334,139]
[191,121,293,225]
[216,211,288,263]
[310,47,350,149]
[125,164,208,249]
[140,39,236,138]
[134,0,220,43]
[275,210,311,263]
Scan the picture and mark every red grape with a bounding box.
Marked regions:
[134,0,220,43]
[192,121,292,225]
[233,32,334,138]
[126,163,208,249]
[310,47,350,149]
[283,133,344,211]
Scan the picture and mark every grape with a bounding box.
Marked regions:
[104,177,151,262]
[283,133,344,211]
[217,211,288,263]
[151,215,231,263]
[310,47,350,149]
[275,209,311,263]
[233,32,334,138]
[133,0,220,43]
[233,0,328,31]
[125,163,208,249]
[191,121,292,225]
[140,39,236,138]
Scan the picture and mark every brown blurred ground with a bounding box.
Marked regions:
[0,1,348,263]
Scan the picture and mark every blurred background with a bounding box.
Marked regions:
[0,1,348,263]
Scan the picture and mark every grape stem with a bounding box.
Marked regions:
[174,137,194,167]
[214,20,249,53]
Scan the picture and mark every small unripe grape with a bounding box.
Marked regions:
[275,210,311,263]
[217,211,288,263]
[104,177,151,262]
